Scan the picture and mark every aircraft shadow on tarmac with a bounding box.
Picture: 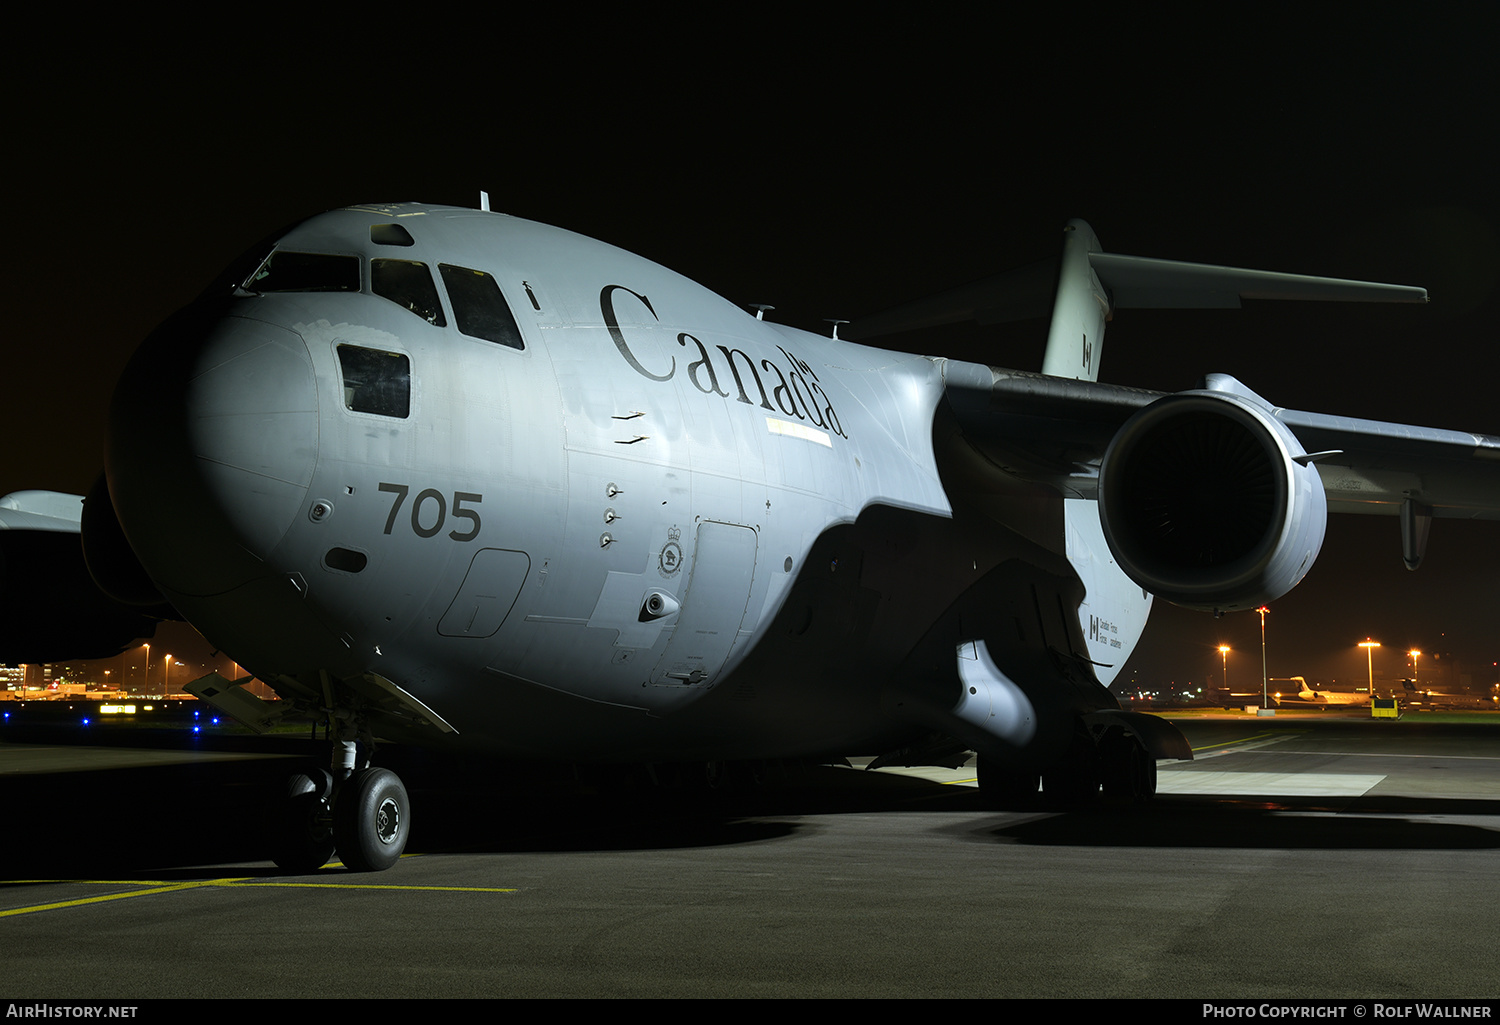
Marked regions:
[1,735,950,875]
[5,734,1499,879]
[963,794,1500,851]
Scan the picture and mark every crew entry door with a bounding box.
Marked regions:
[650,521,758,687]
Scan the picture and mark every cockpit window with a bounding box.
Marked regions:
[337,345,410,418]
[372,259,446,326]
[439,264,524,349]
[247,251,360,293]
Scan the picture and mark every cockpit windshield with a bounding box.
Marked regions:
[439,264,524,349]
[372,259,446,326]
[246,251,360,293]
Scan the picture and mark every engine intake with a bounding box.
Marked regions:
[1098,386,1327,612]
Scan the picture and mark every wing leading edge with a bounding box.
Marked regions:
[940,363,1500,579]
[941,365,1500,518]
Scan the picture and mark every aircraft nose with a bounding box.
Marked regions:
[107,305,320,597]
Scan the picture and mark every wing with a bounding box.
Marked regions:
[0,490,164,662]
[939,363,1500,583]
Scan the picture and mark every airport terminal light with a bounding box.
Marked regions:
[1218,645,1230,692]
[1409,649,1421,688]
[1257,607,1270,708]
[1360,640,1381,697]
[163,654,172,698]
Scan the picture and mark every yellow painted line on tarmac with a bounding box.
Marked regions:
[0,878,255,917]
[0,870,516,917]
[251,881,518,892]
[1190,730,1296,754]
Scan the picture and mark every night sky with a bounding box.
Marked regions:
[9,13,1498,693]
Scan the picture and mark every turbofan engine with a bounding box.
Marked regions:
[1097,380,1327,612]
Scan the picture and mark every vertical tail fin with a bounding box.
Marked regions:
[1041,220,1109,382]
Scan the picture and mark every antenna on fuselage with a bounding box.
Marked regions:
[479,191,490,212]
[825,319,849,340]
[748,304,775,321]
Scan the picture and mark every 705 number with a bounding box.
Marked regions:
[378,483,482,541]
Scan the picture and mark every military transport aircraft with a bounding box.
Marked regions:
[3,202,1497,872]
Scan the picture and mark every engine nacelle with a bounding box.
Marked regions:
[81,472,167,608]
[1097,382,1327,612]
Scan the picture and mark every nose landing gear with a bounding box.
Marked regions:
[271,769,336,873]
[265,671,452,872]
[272,731,411,873]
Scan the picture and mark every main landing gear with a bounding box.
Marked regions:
[272,724,411,873]
[976,722,1159,810]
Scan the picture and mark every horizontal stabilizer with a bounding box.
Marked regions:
[852,220,1429,384]
[1093,252,1429,309]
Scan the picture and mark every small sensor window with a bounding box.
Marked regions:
[324,547,369,573]
[370,223,415,246]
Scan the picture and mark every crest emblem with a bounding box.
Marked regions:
[659,527,683,576]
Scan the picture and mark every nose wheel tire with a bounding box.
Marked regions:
[272,771,335,873]
[334,766,410,872]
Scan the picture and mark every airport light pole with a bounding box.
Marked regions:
[1360,639,1381,698]
[1257,607,1270,709]
[1409,649,1421,689]
[1219,645,1230,692]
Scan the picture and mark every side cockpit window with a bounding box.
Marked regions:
[247,251,360,293]
[337,345,410,419]
[372,259,446,326]
[439,264,524,349]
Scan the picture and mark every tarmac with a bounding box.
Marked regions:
[2,709,1498,998]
